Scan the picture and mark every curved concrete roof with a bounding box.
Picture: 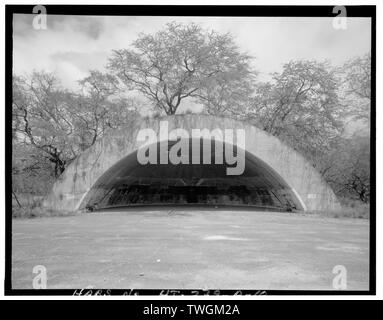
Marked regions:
[43,114,340,212]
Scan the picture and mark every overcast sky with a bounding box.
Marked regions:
[13,14,371,91]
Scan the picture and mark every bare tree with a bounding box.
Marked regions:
[107,22,255,115]
[247,60,344,164]
[13,72,76,177]
[75,70,138,151]
[322,134,370,203]
[12,71,138,178]
[195,67,255,116]
[340,52,371,122]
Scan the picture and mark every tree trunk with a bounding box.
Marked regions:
[12,190,22,208]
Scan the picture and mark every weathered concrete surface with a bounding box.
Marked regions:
[44,114,340,211]
[12,209,369,290]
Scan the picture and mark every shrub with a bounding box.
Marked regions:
[305,198,369,219]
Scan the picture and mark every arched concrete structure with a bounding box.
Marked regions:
[43,114,340,212]
[79,139,306,211]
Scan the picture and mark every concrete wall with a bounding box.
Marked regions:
[43,114,341,212]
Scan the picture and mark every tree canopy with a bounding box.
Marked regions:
[340,52,371,122]
[247,60,344,163]
[12,71,138,178]
[107,22,255,115]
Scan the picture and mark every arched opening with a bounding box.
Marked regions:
[80,138,305,211]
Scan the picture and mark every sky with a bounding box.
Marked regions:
[13,14,371,92]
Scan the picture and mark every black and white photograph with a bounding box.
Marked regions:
[5,4,375,296]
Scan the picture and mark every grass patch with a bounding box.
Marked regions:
[12,205,78,219]
[12,193,79,218]
[306,199,369,219]
[12,196,78,218]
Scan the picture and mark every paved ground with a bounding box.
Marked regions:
[12,208,369,290]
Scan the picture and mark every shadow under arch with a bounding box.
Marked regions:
[79,138,305,212]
